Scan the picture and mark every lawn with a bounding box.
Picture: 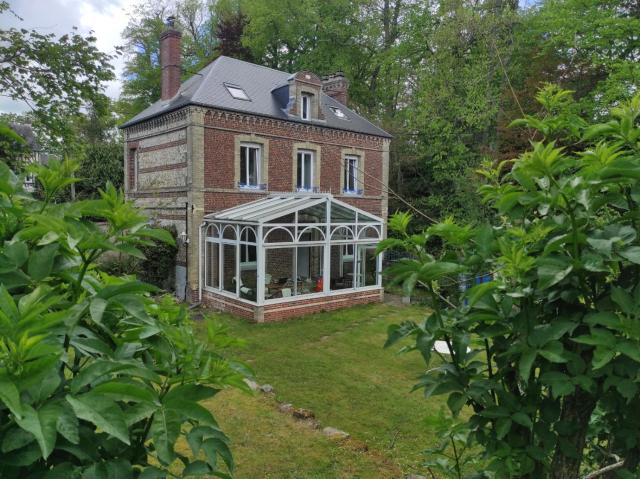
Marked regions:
[194,302,449,478]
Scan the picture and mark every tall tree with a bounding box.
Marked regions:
[0,1,116,146]
[213,0,253,61]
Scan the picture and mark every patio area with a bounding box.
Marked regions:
[198,194,384,321]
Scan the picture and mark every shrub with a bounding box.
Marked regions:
[76,142,124,199]
[0,158,247,478]
[381,88,640,478]
[101,225,178,292]
[138,224,178,291]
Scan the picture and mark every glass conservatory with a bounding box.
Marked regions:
[199,194,383,308]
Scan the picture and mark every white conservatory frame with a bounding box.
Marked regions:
[198,193,384,306]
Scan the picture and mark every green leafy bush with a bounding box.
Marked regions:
[102,225,178,292]
[76,142,124,199]
[0,159,247,478]
[381,88,640,478]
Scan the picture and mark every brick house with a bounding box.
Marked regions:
[120,19,392,321]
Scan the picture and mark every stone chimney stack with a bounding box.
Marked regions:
[160,16,182,100]
[322,72,349,106]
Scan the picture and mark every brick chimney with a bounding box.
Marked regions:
[322,72,349,106]
[160,16,182,100]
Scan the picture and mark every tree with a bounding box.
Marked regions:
[119,1,170,119]
[521,0,640,117]
[76,142,124,198]
[0,2,116,146]
[213,0,253,61]
[0,122,29,170]
[0,158,247,477]
[119,0,219,120]
[381,87,640,478]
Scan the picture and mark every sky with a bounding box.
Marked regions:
[1,0,131,114]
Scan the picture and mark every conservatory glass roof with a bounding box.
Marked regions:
[203,194,383,224]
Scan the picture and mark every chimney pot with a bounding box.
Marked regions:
[322,71,349,106]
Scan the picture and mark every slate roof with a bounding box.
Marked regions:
[120,56,391,138]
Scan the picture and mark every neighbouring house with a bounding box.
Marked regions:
[7,123,47,191]
[120,18,392,322]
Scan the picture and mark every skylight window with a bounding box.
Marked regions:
[330,107,347,119]
[225,84,250,101]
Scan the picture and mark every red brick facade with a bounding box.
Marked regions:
[201,109,385,217]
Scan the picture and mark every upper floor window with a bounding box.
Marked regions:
[297,150,315,191]
[344,155,359,194]
[240,143,261,188]
[301,93,311,120]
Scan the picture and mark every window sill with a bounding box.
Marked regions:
[238,183,267,191]
[296,186,320,193]
[342,189,363,196]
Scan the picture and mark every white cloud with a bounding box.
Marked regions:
[0,0,131,114]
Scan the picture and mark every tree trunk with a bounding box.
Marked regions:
[551,389,597,479]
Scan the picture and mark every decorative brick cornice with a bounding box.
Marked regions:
[202,108,384,147]
[124,108,188,136]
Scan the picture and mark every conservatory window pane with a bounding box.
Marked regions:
[331,203,356,222]
[357,211,379,223]
[330,244,354,290]
[295,246,324,296]
[357,244,378,287]
[205,242,219,289]
[239,264,257,301]
[265,248,295,300]
[298,203,326,223]
[222,243,237,294]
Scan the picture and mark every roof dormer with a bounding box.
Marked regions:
[286,71,325,121]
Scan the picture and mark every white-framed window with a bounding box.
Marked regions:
[296,150,315,191]
[301,93,311,120]
[240,143,261,188]
[225,83,250,100]
[344,155,359,193]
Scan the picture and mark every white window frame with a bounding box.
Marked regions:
[344,155,359,193]
[239,143,261,188]
[296,150,315,191]
[301,93,311,120]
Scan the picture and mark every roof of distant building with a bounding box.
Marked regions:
[9,123,40,151]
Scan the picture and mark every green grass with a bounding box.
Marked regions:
[197,303,447,478]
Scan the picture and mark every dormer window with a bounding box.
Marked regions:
[225,83,250,101]
[301,93,311,120]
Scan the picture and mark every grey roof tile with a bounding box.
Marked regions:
[120,56,391,138]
